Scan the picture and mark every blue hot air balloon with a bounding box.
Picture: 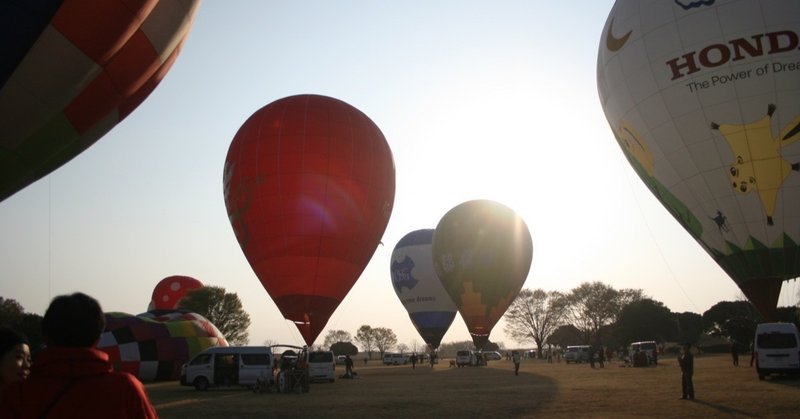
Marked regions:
[390,229,457,350]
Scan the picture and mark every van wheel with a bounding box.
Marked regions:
[329,378,335,383]
[194,377,209,391]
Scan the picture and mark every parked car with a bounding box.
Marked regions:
[336,355,348,365]
[754,322,800,380]
[483,351,502,361]
[564,345,590,364]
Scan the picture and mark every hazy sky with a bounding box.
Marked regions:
[1,1,798,349]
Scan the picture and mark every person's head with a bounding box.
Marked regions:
[0,327,31,385]
[683,343,691,352]
[42,293,105,347]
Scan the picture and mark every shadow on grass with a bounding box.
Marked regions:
[762,374,800,389]
[151,365,559,418]
[690,399,756,416]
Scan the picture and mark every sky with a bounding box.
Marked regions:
[1,1,798,349]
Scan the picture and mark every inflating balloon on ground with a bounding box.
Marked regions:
[97,310,228,382]
[149,275,204,311]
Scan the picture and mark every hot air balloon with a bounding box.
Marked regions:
[432,200,533,349]
[97,309,228,382]
[390,229,457,350]
[149,275,204,311]
[224,94,395,345]
[597,0,800,320]
[0,0,199,202]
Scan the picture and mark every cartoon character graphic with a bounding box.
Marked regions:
[711,104,800,225]
[391,255,419,292]
[613,120,703,238]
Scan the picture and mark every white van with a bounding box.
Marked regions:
[564,345,590,364]
[181,346,273,391]
[754,322,800,380]
[455,350,476,367]
[629,341,658,365]
[383,353,407,365]
[308,351,335,382]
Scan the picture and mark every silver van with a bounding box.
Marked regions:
[308,350,335,382]
[181,346,273,390]
[455,350,476,367]
[564,345,590,363]
[754,322,800,380]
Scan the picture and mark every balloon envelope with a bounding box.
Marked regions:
[97,310,228,382]
[0,0,199,202]
[390,229,457,349]
[432,200,533,349]
[149,275,204,311]
[224,94,396,345]
[597,0,800,319]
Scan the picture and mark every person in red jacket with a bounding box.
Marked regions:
[0,292,157,418]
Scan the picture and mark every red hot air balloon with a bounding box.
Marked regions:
[224,94,395,346]
[0,0,200,202]
[149,275,204,311]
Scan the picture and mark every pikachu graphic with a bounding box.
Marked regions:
[712,105,800,226]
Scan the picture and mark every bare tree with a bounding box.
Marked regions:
[354,325,376,359]
[397,343,409,354]
[504,288,566,357]
[410,339,420,353]
[322,329,353,349]
[372,327,398,359]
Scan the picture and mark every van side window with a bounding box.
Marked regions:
[190,354,211,365]
[758,333,798,349]
[241,354,270,365]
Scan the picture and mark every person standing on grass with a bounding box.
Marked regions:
[678,343,694,400]
[597,346,605,368]
[410,353,417,370]
[345,354,354,377]
[512,350,521,376]
[731,341,739,366]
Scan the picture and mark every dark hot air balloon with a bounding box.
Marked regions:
[432,200,533,349]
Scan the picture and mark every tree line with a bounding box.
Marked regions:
[503,281,800,356]
[0,285,251,347]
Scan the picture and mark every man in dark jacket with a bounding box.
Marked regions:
[678,343,695,400]
[0,292,157,418]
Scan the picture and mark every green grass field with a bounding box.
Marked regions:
[148,354,799,418]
